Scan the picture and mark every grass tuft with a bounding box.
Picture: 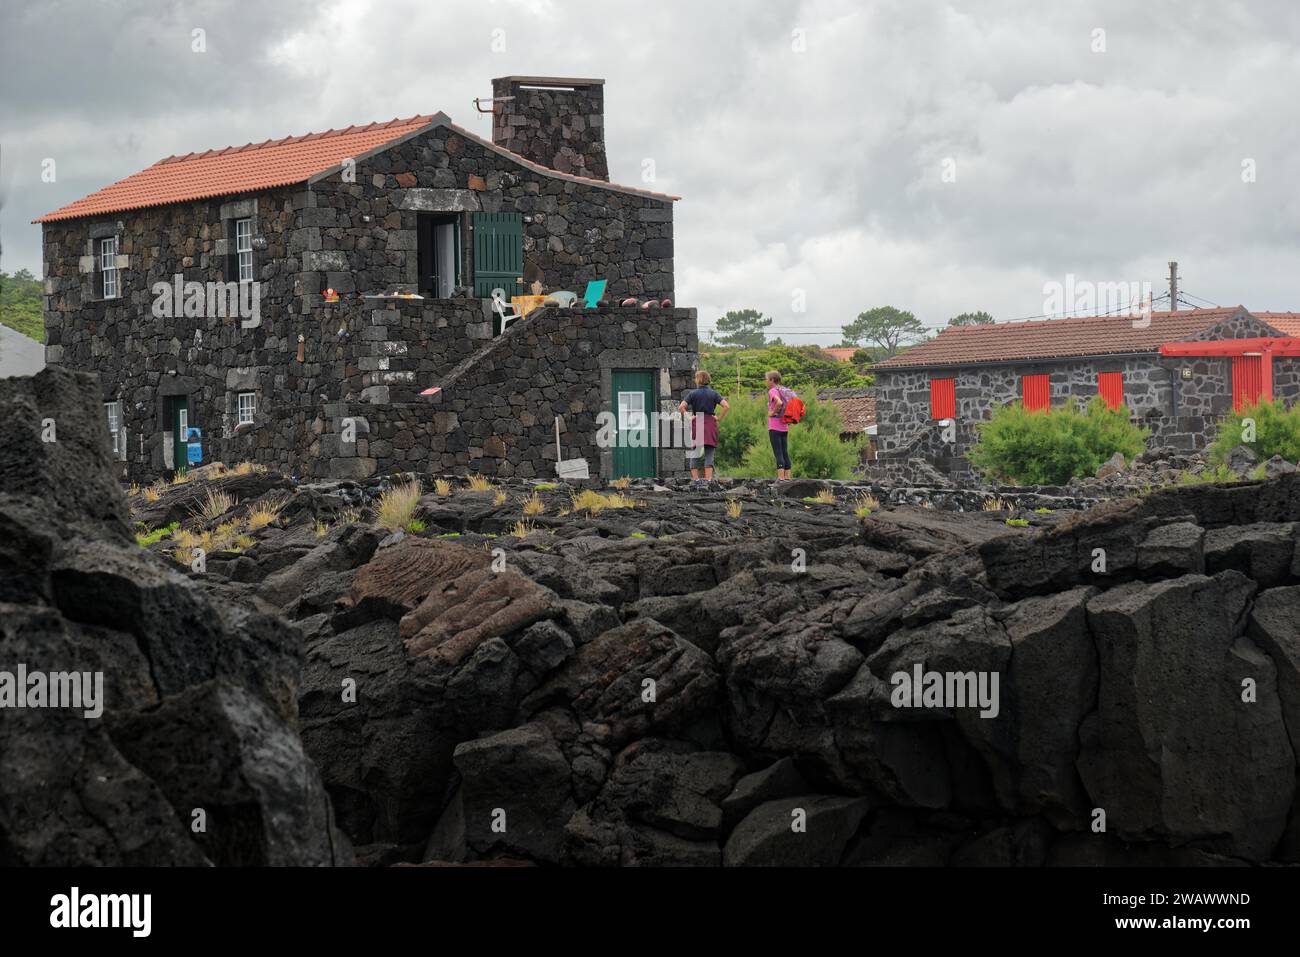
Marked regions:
[376,481,422,531]
[522,493,545,516]
[194,488,234,521]
[466,474,493,492]
[245,496,285,531]
[570,489,639,514]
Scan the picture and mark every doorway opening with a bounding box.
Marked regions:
[417,213,461,299]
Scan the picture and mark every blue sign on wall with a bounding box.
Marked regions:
[185,427,202,465]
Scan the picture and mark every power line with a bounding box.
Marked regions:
[1179,290,1221,308]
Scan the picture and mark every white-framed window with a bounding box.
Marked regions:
[100,236,119,299]
[104,400,122,455]
[237,392,256,425]
[617,391,647,432]
[236,218,254,283]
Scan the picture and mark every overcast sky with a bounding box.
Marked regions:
[4,0,1300,344]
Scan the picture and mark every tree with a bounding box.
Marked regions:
[0,268,44,342]
[713,309,776,348]
[841,306,929,357]
[948,311,994,326]
[699,344,872,394]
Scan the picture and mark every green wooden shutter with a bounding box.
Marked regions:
[472,212,523,301]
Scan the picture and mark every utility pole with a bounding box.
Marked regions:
[1168,261,1179,311]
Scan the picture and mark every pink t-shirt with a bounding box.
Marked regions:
[768,386,789,432]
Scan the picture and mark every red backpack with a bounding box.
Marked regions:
[776,387,806,425]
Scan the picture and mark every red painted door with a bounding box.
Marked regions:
[1232,355,1263,412]
[1098,372,1124,411]
[1022,374,1050,412]
[929,378,955,419]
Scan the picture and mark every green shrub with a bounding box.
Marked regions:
[715,391,853,477]
[1207,400,1300,466]
[1178,463,1242,486]
[735,424,860,479]
[968,397,1149,486]
[714,394,769,471]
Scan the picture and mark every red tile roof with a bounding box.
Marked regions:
[819,347,860,363]
[872,307,1262,370]
[34,115,436,223]
[826,394,876,432]
[1252,312,1300,335]
[35,112,679,224]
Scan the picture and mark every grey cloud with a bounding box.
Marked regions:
[4,0,1300,343]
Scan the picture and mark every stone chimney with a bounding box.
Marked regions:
[491,76,608,181]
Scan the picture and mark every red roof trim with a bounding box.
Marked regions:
[1160,337,1300,357]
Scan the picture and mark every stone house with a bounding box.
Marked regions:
[36,75,696,482]
[872,306,1300,476]
[817,388,877,458]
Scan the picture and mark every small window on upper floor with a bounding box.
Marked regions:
[99,236,119,299]
[104,400,122,455]
[236,218,254,283]
[237,392,256,425]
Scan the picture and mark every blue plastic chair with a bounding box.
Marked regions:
[581,279,607,308]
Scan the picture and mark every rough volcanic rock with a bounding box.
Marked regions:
[524,618,719,748]
[112,680,348,866]
[344,538,489,623]
[454,722,575,863]
[401,568,556,664]
[1246,586,1300,759]
[721,757,811,830]
[975,588,1098,825]
[0,367,348,866]
[720,619,863,784]
[15,366,1300,869]
[1136,521,1205,577]
[1079,572,1294,861]
[723,795,870,866]
[564,739,744,866]
[1206,522,1296,588]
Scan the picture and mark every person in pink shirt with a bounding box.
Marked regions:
[766,370,792,480]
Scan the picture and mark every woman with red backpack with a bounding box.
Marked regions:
[766,370,795,480]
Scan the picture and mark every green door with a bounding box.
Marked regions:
[171,396,189,474]
[472,212,524,324]
[611,371,656,478]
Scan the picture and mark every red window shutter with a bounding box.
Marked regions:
[1022,374,1050,412]
[1098,372,1124,411]
[1232,355,1263,412]
[929,378,956,419]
